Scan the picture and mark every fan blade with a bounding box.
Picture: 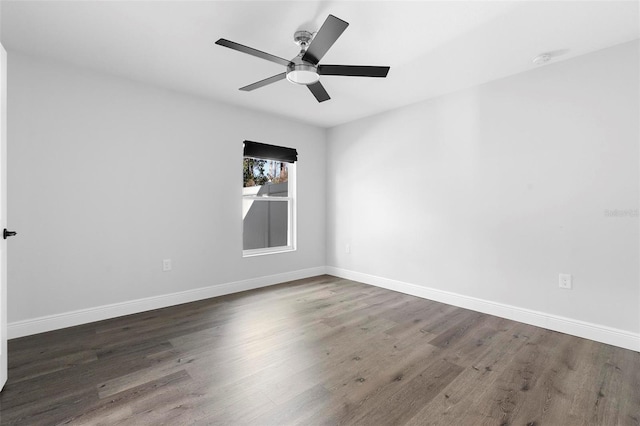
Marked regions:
[215,39,291,67]
[318,65,390,78]
[307,81,330,103]
[302,15,349,65]
[239,73,287,91]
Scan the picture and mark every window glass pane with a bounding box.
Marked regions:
[243,158,288,197]
[242,199,289,250]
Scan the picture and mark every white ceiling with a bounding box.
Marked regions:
[1,1,638,128]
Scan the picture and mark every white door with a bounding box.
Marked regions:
[0,43,7,391]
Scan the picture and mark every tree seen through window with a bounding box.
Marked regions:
[243,158,288,187]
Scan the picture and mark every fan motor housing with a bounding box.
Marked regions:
[286,57,319,85]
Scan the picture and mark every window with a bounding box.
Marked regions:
[242,141,297,256]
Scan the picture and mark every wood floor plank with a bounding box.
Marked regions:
[317,338,445,425]
[403,321,539,425]
[61,370,192,426]
[474,327,569,425]
[340,358,464,425]
[251,384,333,426]
[247,321,402,406]
[1,274,638,426]
[8,348,98,384]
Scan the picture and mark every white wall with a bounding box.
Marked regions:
[7,52,326,323]
[327,40,639,335]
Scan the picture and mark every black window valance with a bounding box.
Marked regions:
[243,140,297,163]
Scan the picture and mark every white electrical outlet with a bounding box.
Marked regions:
[345,244,351,254]
[163,259,172,272]
[559,273,572,289]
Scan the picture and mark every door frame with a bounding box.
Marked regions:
[0,42,8,391]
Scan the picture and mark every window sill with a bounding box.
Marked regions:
[242,246,296,258]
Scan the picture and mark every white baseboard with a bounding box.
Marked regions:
[326,266,640,352]
[8,266,327,339]
[9,265,639,352]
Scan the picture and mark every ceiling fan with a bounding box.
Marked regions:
[215,14,390,103]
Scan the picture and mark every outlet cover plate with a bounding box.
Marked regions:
[559,273,572,289]
[163,259,172,272]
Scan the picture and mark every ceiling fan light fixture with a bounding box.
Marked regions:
[286,63,319,85]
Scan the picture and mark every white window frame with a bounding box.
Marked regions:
[242,161,296,257]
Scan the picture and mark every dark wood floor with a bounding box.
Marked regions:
[1,275,639,425]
